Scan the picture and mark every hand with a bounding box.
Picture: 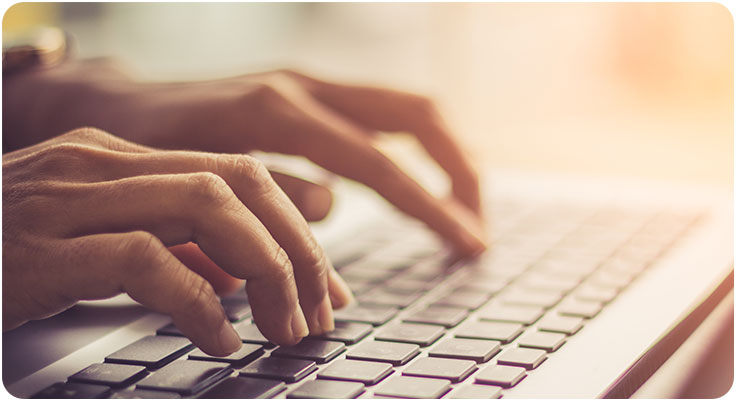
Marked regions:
[2,127,354,355]
[4,64,486,255]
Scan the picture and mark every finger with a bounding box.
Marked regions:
[59,232,242,356]
[52,173,309,345]
[291,73,482,214]
[169,242,243,296]
[270,171,333,222]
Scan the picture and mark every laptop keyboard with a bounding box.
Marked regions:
[33,198,699,398]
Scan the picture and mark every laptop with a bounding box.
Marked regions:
[3,167,733,398]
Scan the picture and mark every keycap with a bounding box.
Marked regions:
[518,272,581,293]
[375,323,444,346]
[334,305,398,326]
[233,322,274,347]
[588,270,634,290]
[474,365,527,388]
[110,389,180,398]
[340,266,396,282]
[347,340,420,366]
[357,289,422,308]
[287,379,365,399]
[68,363,147,388]
[447,385,502,399]
[135,360,231,395]
[558,299,604,318]
[575,284,618,303]
[428,338,500,363]
[157,323,183,337]
[373,376,451,398]
[402,357,477,383]
[317,359,393,385]
[221,299,252,322]
[272,339,346,363]
[239,357,317,383]
[105,335,193,369]
[403,306,468,328]
[454,321,523,343]
[537,315,584,335]
[518,331,566,352]
[315,321,372,344]
[199,377,285,399]
[499,287,564,309]
[188,343,263,365]
[383,279,428,294]
[497,347,547,370]
[453,281,506,295]
[32,382,111,399]
[478,304,544,325]
[432,293,489,310]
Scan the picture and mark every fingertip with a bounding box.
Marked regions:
[327,269,354,309]
[217,320,243,355]
[291,308,309,340]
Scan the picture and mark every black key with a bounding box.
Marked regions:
[357,289,422,308]
[428,338,500,363]
[68,363,147,388]
[317,359,393,385]
[432,293,489,310]
[375,323,444,346]
[478,304,544,325]
[496,348,547,370]
[135,360,231,395]
[157,323,183,337]
[199,377,285,399]
[32,382,111,399]
[347,340,420,366]
[110,389,180,398]
[373,376,451,398]
[188,343,264,365]
[334,305,398,326]
[403,306,468,328]
[475,365,527,388]
[287,379,365,399]
[272,339,346,363]
[454,321,523,344]
[105,335,193,369]
[447,385,502,399]
[402,357,477,383]
[239,357,317,383]
[315,321,372,344]
[233,322,274,347]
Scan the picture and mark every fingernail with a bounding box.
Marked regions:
[291,308,309,340]
[328,269,354,309]
[218,320,242,354]
[317,295,335,332]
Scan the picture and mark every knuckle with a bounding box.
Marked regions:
[269,247,295,285]
[119,231,166,269]
[59,127,114,144]
[180,276,216,316]
[184,172,236,207]
[217,154,270,187]
[409,94,437,115]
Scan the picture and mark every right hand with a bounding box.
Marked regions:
[2,127,354,356]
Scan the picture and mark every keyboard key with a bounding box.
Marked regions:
[221,299,252,322]
[453,281,506,295]
[199,377,285,399]
[105,335,193,369]
[537,315,584,335]
[402,357,477,383]
[68,363,147,388]
[433,293,489,310]
[315,321,372,344]
[357,289,422,308]
[136,360,231,395]
[447,385,502,399]
[347,340,420,366]
[454,321,523,343]
[334,305,398,326]
[287,379,365,399]
[375,323,444,346]
[497,348,547,370]
[374,376,451,398]
[478,304,544,325]
[588,270,634,290]
[383,278,429,294]
[272,339,346,363]
[558,299,604,318]
[110,389,180,398]
[575,284,618,303]
[518,331,566,352]
[340,266,396,283]
[233,322,274,347]
[517,272,581,293]
[429,338,501,363]
[32,382,111,399]
[188,343,263,365]
[157,323,183,337]
[403,306,468,327]
[317,359,393,385]
[499,287,564,309]
[239,357,317,383]
[475,365,527,388]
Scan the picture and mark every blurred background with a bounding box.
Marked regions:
[3,2,733,187]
